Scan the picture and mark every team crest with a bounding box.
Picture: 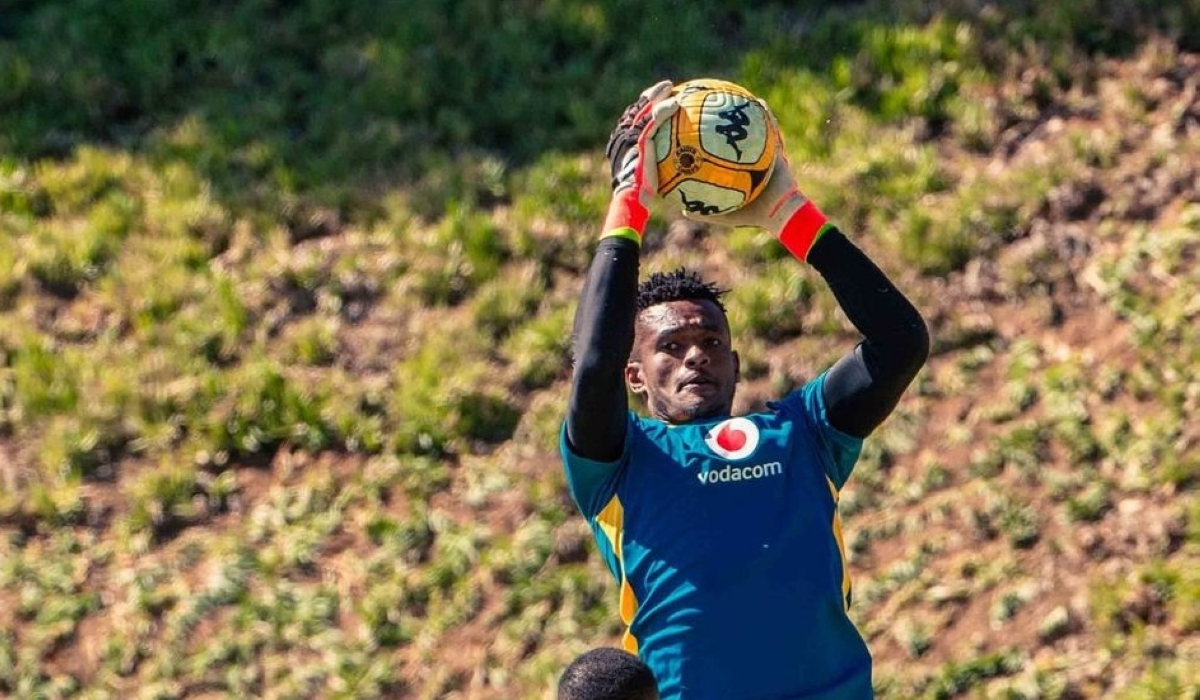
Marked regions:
[704,417,759,461]
[673,144,701,174]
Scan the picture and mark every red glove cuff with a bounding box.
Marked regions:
[601,193,649,242]
[777,200,831,262]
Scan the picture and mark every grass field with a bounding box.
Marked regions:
[1,1,1197,698]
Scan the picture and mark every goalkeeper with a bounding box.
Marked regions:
[560,81,930,699]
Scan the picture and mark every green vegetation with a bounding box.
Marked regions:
[2,0,1197,698]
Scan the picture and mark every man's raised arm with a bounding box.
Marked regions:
[566,81,679,461]
[680,116,930,438]
[806,229,929,438]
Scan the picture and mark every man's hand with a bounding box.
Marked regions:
[681,114,833,262]
[682,148,805,231]
[601,80,680,243]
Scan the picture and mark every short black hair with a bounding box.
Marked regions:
[558,647,659,700]
[636,267,727,312]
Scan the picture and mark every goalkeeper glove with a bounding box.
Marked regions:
[681,114,833,262]
[601,80,679,244]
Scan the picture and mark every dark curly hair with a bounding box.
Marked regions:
[636,268,727,312]
[558,647,659,700]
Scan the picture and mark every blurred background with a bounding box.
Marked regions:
[0,0,1197,698]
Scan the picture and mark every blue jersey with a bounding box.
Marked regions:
[560,375,871,700]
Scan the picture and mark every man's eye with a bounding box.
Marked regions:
[661,342,680,352]
[705,338,722,347]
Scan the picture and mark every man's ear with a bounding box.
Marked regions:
[732,349,741,383]
[625,361,647,397]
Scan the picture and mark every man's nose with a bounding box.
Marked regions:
[684,345,709,368]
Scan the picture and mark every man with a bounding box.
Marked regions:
[558,647,660,700]
[559,80,930,699]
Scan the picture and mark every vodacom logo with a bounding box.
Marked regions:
[704,417,760,461]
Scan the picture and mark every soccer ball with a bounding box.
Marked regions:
[653,78,779,216]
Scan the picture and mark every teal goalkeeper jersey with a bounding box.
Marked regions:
[560,375,872,700]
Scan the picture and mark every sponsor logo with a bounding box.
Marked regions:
[697,461,783,485]
[704,417,759,461]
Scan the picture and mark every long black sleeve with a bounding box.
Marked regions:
[566,237,641,461]
[807,229,930,438]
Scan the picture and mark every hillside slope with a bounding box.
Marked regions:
[1,5,1197,700]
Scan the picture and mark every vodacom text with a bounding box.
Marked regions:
[696,461,783,484]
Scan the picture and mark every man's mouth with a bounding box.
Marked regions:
[678,374,715,391]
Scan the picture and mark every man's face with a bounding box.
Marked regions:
[625,299,740,423]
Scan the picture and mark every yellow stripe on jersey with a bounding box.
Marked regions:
[826,476,853,609]
[596,495,641,653]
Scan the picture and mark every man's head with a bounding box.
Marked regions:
[558,647,659,700]
[625,268,739,423]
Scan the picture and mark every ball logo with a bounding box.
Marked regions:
[674,145,701,174]
[704,417,759,461]
[713,101,751,160]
